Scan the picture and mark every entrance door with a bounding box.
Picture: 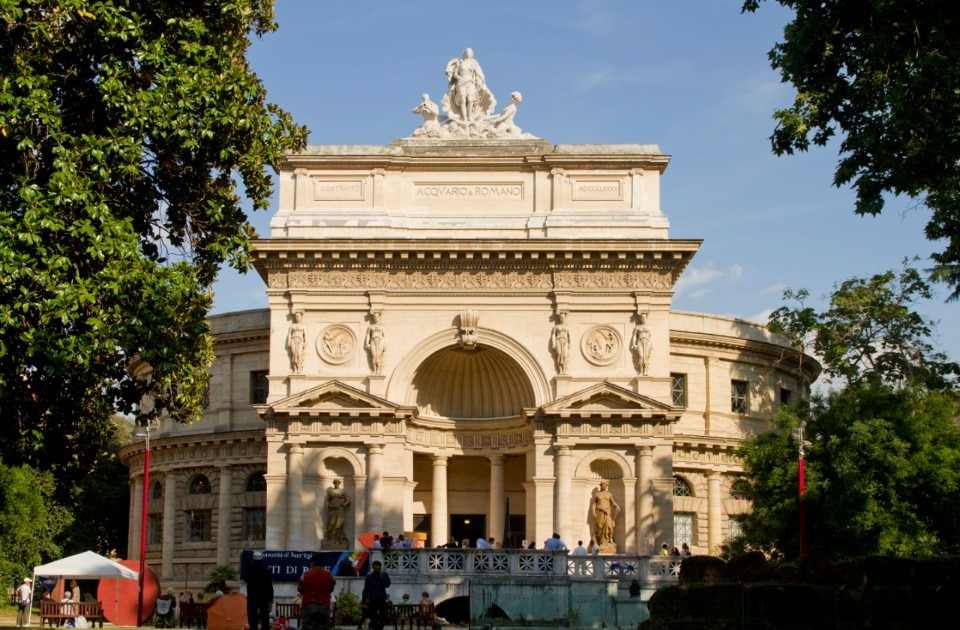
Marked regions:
[449,514,486,547]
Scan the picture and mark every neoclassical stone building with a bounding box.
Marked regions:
[122,53,817,587]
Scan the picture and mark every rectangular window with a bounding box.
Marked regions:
[671,373,687,407]
[779,387,792,405]
[674,512,695,546]
[728,516,744,541]
[731,380,748,414]
[185,510,212,542]
[250,371,268,405]
[243,508,266,541]
[147,514,163,546]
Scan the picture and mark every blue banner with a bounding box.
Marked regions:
[239,550,370,583]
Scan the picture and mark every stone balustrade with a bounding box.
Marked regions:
[374,548,681,583]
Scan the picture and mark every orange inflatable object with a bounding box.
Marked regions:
[96,560,159,627]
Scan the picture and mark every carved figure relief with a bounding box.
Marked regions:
[317,325,357,364]
[631,313,653,375]
[411,94,442,138]
[365,311,386,374]
[550,311,571,374]
[581,325,621,366]
[287,310,306,373]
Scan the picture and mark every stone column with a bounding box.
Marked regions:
[554,445,571,541]
[131,475,144,560]
[431,455,449,547]
[162,473,177,579]
[353,475,368,536]
[636,445,654,554]
[217,467,233,566]
[365,444,384,532]
[286,443,304,550]
[127,479,137,559]
[488,455,505,542]
[707,471,722,555]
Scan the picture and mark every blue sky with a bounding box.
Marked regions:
[212,0,958,363]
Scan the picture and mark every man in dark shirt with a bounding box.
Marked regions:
[361,560,391,630]
[245,551,274,630]
[298,553,335,630]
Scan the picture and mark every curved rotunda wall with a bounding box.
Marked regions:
[410,344,536,419]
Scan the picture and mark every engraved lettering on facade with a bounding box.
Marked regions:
[313,179,365,201]
[414,183,523,199]
[571,179,623,201]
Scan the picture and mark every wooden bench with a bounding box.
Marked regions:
[179,602,210,628]
[39,601,105,627]
[388,603,435,630]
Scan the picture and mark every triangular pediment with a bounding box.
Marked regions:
[530,380,681,421]
[262,380,416,418]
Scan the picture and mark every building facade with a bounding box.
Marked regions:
[121,57,817,588]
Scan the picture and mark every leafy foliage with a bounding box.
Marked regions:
[743,0,960,299]
[334,590,362,625]
[204,564,238,595]
[731,265,960,560]
[0,1,307,483]
[0,459,73,588]
[769,262,959,389]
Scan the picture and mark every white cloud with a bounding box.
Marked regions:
[674,263,743,298]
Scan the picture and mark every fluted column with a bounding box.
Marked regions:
[488,455,505,542]
[217,467,233,565]
[554,445,572,541]
[287,443,304,549]
[366,444,384,532]
[431,455,449,547]
[707,471,722,554]
[162,473,177,578]
[636,445,654,554]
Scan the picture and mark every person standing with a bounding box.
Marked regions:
[543,533,568,551]
[361,560,391,630]
[298,552,335,630]
[572,541,587,556]
[246,551,274,630]
[17,577,32,627]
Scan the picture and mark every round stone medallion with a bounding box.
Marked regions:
[580,325,622,366]
[317,324,357,364]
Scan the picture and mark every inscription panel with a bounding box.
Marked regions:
[313,178,365,201]
[413,182,524,200]
[570,178,623,201]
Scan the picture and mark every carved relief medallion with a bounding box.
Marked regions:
[317,325,357,364]
[580,325,622,366]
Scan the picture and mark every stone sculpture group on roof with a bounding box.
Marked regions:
[410,48,537,140]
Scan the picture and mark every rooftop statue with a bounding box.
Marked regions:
[408,48,538,140]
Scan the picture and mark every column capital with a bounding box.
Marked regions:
[367,443,385,455]
[432,454,449,466]
[556,445,571,456]
[488,454,505,465]
[636,444,654,457]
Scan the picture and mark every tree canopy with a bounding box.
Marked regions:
[743,0,960,299]
[0,1,307,481]
[731,266,960,560]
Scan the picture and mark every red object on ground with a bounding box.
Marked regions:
[207,593,248,630]
[97,559,159,627]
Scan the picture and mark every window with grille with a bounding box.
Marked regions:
[243,508,266,541]
[673,476,693,497]
[250,371,268,404]
[185,510,212,542]
[147,514,163,545]
[674,512,695,546]
[189,475,211,495]
[728,516,744,541]
[731,380,748,414]
[246,472,267,492]
[670,373,687,407]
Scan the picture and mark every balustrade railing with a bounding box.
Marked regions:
[375,549,681,582]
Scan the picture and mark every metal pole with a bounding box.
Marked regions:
[135,425,154,627]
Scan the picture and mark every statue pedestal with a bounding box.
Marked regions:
[599,543,618,555]
[322,541,347,551]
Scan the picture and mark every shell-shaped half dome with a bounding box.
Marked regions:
[409,345,535,420]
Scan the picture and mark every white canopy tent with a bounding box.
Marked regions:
[31,551,139,625]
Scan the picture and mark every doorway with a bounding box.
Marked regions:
[450,514,486,547]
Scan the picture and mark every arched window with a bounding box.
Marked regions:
[673,476,693,497]
[246,472,266,492]
[729,479,750,501]
[189,475,211,495]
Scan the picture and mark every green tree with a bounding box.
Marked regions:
[0,1,308,483]
[730,266,960,560]
[743,0,960,299]
[0,460,73,588]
